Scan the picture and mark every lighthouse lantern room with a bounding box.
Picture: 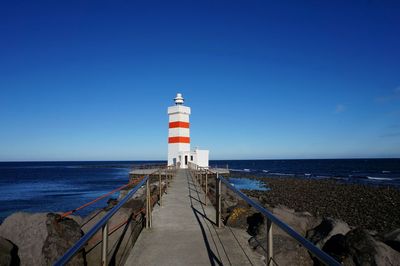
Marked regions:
[167,93,209,169]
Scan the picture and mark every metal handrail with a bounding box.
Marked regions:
[54,176,149,266]
[188,163,340,266]
[218,175,340,266]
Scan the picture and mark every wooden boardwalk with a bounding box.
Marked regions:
[124,169,263,266]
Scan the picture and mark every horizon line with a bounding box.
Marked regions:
[1,157,399,163]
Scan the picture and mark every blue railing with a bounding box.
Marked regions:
[54,176,149,266]
[218,175,340,266]
[189,163,340,266]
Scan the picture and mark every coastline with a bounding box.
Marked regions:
[239,175,400,233]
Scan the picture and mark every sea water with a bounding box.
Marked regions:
[1,159,399,222]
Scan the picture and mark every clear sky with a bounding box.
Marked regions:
[1,0,399,161]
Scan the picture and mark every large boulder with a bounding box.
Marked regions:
[0,237,20,266]
[41,213,84,265]
[306,217,351,249]
[0,212,48,265]
[345,228,400,266]
[273,205,320,236]
[0,212,84,266]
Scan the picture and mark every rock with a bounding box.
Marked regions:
[306,217,350,248]
[0,237,20,266]
[225,207,254,229]
[321,234,349,264]
[250,234,313,265]
[345,228,400,266]
[0,212,48,266]
[383,228,400,252]
[247,212,265,236]
[105,198,119,211]
[0,212,84,266]
[273,205,320,236]
[41,213,84,266]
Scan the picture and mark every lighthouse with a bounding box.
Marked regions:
[168,93,209,169]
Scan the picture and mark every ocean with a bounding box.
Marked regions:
[0,159,399,222]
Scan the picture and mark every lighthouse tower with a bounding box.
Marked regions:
[168,93,191,168]
[168,93,209,169]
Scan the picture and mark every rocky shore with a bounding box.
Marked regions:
[212,174,400,265]
[0,175,166,266]
[242,176,400,233]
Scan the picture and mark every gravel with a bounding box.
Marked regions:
[241,176,400,233]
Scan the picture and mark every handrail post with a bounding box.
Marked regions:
[158,169,162,207]
[216,172,222,228]
[146,177,151,228]
[267,219,273,265]
[199,170,202,186]
[205,171,208,206]
[165,169,168,194]
[101,223,108,265]
[167,168,170,187]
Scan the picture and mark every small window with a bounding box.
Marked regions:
[191,156,193,161]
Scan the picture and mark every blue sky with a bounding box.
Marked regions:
[0,0,399,161]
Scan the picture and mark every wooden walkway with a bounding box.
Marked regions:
[124,169,263,265]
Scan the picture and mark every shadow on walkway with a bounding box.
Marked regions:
[185,170,255,266]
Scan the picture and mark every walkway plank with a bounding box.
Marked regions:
[124,169,263,266]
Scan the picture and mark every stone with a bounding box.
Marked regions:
[306,217,350,249]
[0,212,48,266]
[321,234,349,264]
[383,228,400,252]
[41,213,84,266]
[273,205,320,236]
[224,207,256,230]
[105,198,119,211]
[0,237,20,266]
[345,228,400,266]
[249,234,313,265]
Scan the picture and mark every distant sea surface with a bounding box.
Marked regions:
[0,161,162,222]
[1,159,399,222]
[217,159,400,187]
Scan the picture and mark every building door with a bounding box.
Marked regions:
[185,155,188,165]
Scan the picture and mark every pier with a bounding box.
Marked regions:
[54,165,340,266]
[53,93,340,265]
[125,169,260,265]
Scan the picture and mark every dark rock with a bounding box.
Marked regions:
[321,234,348,264]
[383,228,400,253]
[306,217,350,248]
[0,237,20,266]
[224,207,256,230]
[345,228,400,266]
[105,198,119,211]
[246,212,264,236]
[41,213,85,266]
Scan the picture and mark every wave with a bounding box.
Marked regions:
[269,172,295,176]
[230,168,250,172]
[367,176,393,181]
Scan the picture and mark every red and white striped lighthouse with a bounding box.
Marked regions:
[168,93,191,168]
